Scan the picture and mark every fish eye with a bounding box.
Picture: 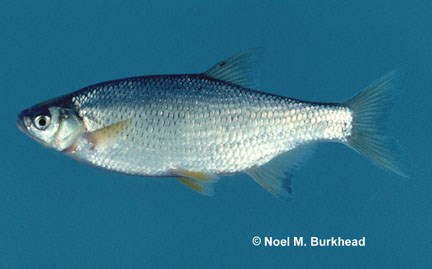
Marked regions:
[34,115,51,130]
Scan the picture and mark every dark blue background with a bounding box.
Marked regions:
[1,1,431,268]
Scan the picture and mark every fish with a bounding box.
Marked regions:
[17,50,408,200]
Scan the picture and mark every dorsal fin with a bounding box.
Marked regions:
[203,49,261,88]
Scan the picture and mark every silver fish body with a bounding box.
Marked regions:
[70,74,351,175]
[17,51,407,199]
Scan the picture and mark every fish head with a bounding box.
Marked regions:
[17,100,85,151]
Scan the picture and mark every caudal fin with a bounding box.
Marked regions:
[344,70,409,177]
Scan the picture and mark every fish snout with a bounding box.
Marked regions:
[17,110,32,134]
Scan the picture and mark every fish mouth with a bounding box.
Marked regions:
[17,111,31,135]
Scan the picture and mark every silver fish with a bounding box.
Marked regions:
[17,50,407,199]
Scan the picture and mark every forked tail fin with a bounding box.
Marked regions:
[344,70,409,177]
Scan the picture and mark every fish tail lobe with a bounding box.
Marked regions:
[344,69,409,177]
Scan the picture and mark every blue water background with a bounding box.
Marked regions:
[1,1,431,268]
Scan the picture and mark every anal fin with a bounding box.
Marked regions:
[246,143,315,201]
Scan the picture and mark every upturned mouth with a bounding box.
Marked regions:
[17,111,30,134]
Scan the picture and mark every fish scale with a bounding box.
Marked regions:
[17,50,407,200]
[69,74,351,176]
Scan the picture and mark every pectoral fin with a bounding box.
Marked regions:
[84,119,131,148]
[246,143,315,201]
[172,169,219,196]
